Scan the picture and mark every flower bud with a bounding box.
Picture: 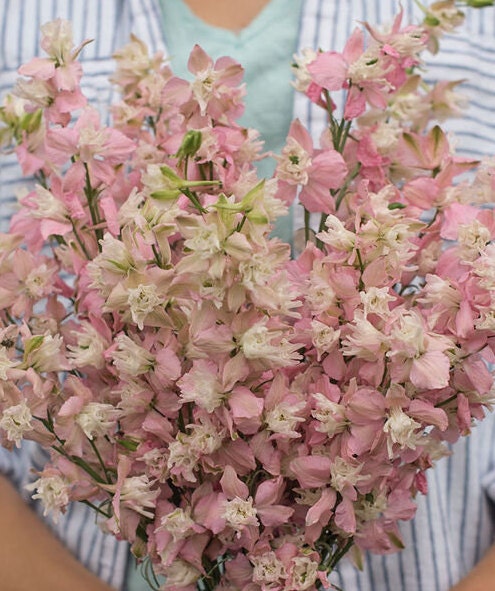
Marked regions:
[175,129,202,161]
[465,0,494,7]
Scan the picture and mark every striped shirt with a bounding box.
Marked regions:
[1,2,495,590]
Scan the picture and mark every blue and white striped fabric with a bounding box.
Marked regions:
[1,2,495,590]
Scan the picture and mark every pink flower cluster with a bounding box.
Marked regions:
[0,4,494,591]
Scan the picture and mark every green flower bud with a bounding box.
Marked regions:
[464,0,494,7]
[175,129,202,161]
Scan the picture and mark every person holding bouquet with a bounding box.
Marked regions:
[1,2,495,591]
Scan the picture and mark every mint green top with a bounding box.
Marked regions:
[126,3,302,588]
[157,0,303,244]
[126,559,164,591]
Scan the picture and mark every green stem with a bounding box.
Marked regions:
[88,437,114,484]
[177,407,186,433]
[435,393,458,408]
[335,163,361,211]
[140,556,161,591]
[304,208,311,243]
[338,119,353,153]
[236,214,248,233]
[71,220,92,260]
[83,163,104,247]
[319,212,328,234]
[5,310,18,326]
[323,89,337,135]
[315,212,328,250]
[181,187,208,214]
[329,538,354,570]
[151,243,163,268]
[150,403,167,419]
[80,499,111,519]
[52,444,106,484]
[34,169,49,189]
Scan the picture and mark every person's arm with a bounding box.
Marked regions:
[450,544,495,591]
[0,474,116,591]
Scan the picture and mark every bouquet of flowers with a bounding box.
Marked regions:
[0,1,494,589]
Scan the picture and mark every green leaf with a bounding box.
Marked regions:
[159,165,183,184]
[117,438,139,451]
[423,14,441,26]
[24,335,44,356]
[466,0,494,7]
[387,531,405,550]
[150,189,181,201]
[175,130,202,160]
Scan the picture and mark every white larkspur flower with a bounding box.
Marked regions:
[383,406,422,458]
[306,267,337,314]
[275,137,312,185]
[265,400,306,438]
[39,18,77,63]
[24,263,54,299]
[177,363,224,413]
[111,334,155,376]
[425,2,465,33]
[188,420,225,455]
[476,310,495,331]
[371,120,402,155]
[140,447,169,483]
[0,346,19,379]
[355,493,388,522]
[330,457,370,493]
[289,556,319,591]
[316,215,356,251]
[183,223,222,258]
[311,393,347,436]
[390,92,429,123]
[251,551,287,585]
[67,322,108,369]
[341,312,389,361]
[26,333,69,372]
[222,496,259,532]
[294,488,322,506]
[90,233,135,278]
[259,178,289,221]
[472,244,495,290]
[118,475,159,519]
[158,507,196,541]
[311,320,341,358]
[30,185,69,221]
[239,251,278,289]
[348,49,390,89]
[117,187,145,226]
[75,402,120,440]
[0,400,33,447]
[127,283,162,329]
[418,275,461,309]
[360,286,396,317]
[14,78,52,107]
[167,437,198,483]
[25,474,70,522]
[163,560,201,588]
[191,66,219,115]
[240,321,301,367]
[458,219,491,260]
[291,47,318,93]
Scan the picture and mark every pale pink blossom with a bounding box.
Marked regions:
[3,15,495,591]
[25,471,71,522]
